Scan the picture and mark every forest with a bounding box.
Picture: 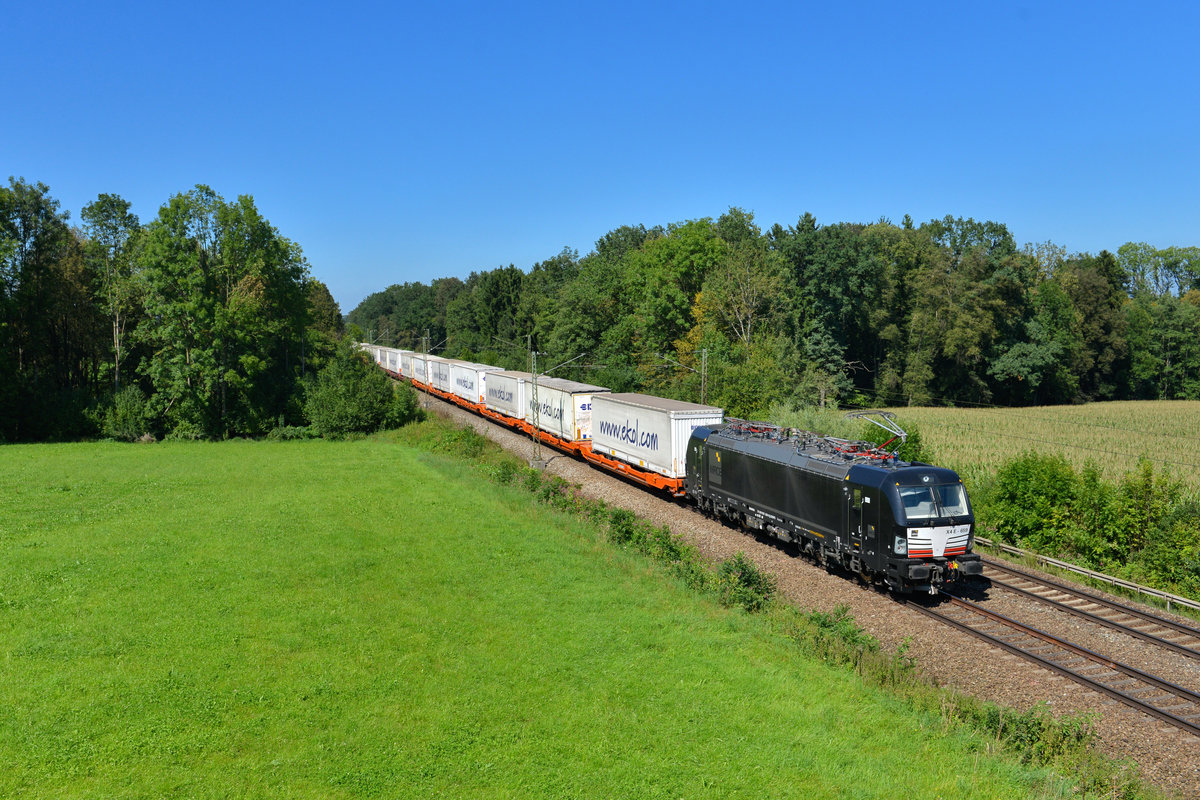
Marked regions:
[347,209,1200,419]
[0,178,354,442]
[6,174,1199,442]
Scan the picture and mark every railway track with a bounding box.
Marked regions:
[905,591,1200,737]
[979,557,1200,661]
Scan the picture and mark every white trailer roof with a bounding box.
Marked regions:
[599,392,722,414]
[536,376,609,394]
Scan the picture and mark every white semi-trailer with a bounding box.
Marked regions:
[591,393,724,479]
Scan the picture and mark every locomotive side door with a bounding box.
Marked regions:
[685,438,704,496]
[847,486,864,555]
[861,488,881,571]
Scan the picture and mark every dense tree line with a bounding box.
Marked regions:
[0,177,360,441]
[348,209,1200,418]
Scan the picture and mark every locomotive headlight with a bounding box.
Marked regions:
[894,536,907,555]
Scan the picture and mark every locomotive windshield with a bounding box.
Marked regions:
[898,484,969,521]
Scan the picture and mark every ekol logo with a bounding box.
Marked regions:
[598,419,660,451]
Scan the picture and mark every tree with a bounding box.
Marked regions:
[799,326,854,408]
[899,218,1035,405]
[858,221,933,405]
[515,248,578,351]
[1160,246,1200,295]
[444,265,524,357]
[704,211,785,347]
[1021,240,1069,282]
[135,185,310,437]
[306,279,343,338]
[1057,251,1128,400]
[628,218,725,360]
[774,216,891,401]
[988,280,1082,404]
[0,177,104,439]
[547,227,657,387]
[81,193,140,390]
[1125,292,1200,399]
[1116,242,1200,297]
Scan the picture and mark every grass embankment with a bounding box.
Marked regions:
[0,435,1120,798]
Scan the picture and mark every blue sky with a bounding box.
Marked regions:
[6,1,1198,312]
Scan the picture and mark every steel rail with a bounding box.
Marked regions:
[980,565,1200,662]
[982,557,1200,641]
[974,536,1200,614]
[906,592,1200,738]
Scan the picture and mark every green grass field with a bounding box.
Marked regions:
[1,438,1077,798]
[881,400,1200,488]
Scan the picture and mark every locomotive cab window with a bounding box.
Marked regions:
[899,487,936,519]
[852,488,862,509]
[899,484,969,521]
[935,483,969,516]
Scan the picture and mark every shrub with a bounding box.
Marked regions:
[538,475,569,506]
[671,558,711,592]
[493,459,519,485]
[646,525,685,563]
[767,404,861,439]
[98,385,150,441]
[165,419,206,441]
[716,552,776,612]
[977,451,1078,547]
[266,425,314,441]
[972,452,1200,602]
[304,339,421,437]
[607,508,641,548]
[1114,459,1183,554]
[860,417,930,463]
[523,468,544,493]
[439,425,486,457]
[809,604,878,652]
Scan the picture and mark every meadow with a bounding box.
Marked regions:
[880,400,1200,488]
[0,437,1077,799]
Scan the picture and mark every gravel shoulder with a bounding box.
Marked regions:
[424,395,1200,798]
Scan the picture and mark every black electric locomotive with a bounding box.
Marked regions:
[684,415,982,593]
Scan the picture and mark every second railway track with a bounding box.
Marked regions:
[907,591,1200,737]
[979,556,1200,661]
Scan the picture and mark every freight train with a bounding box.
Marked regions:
[360,345,981,593]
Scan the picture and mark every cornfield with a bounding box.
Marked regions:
[880,400,1200,489]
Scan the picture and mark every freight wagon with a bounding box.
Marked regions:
[451,362,504,406]
[527,377,609,443]
[591,393,724,479]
